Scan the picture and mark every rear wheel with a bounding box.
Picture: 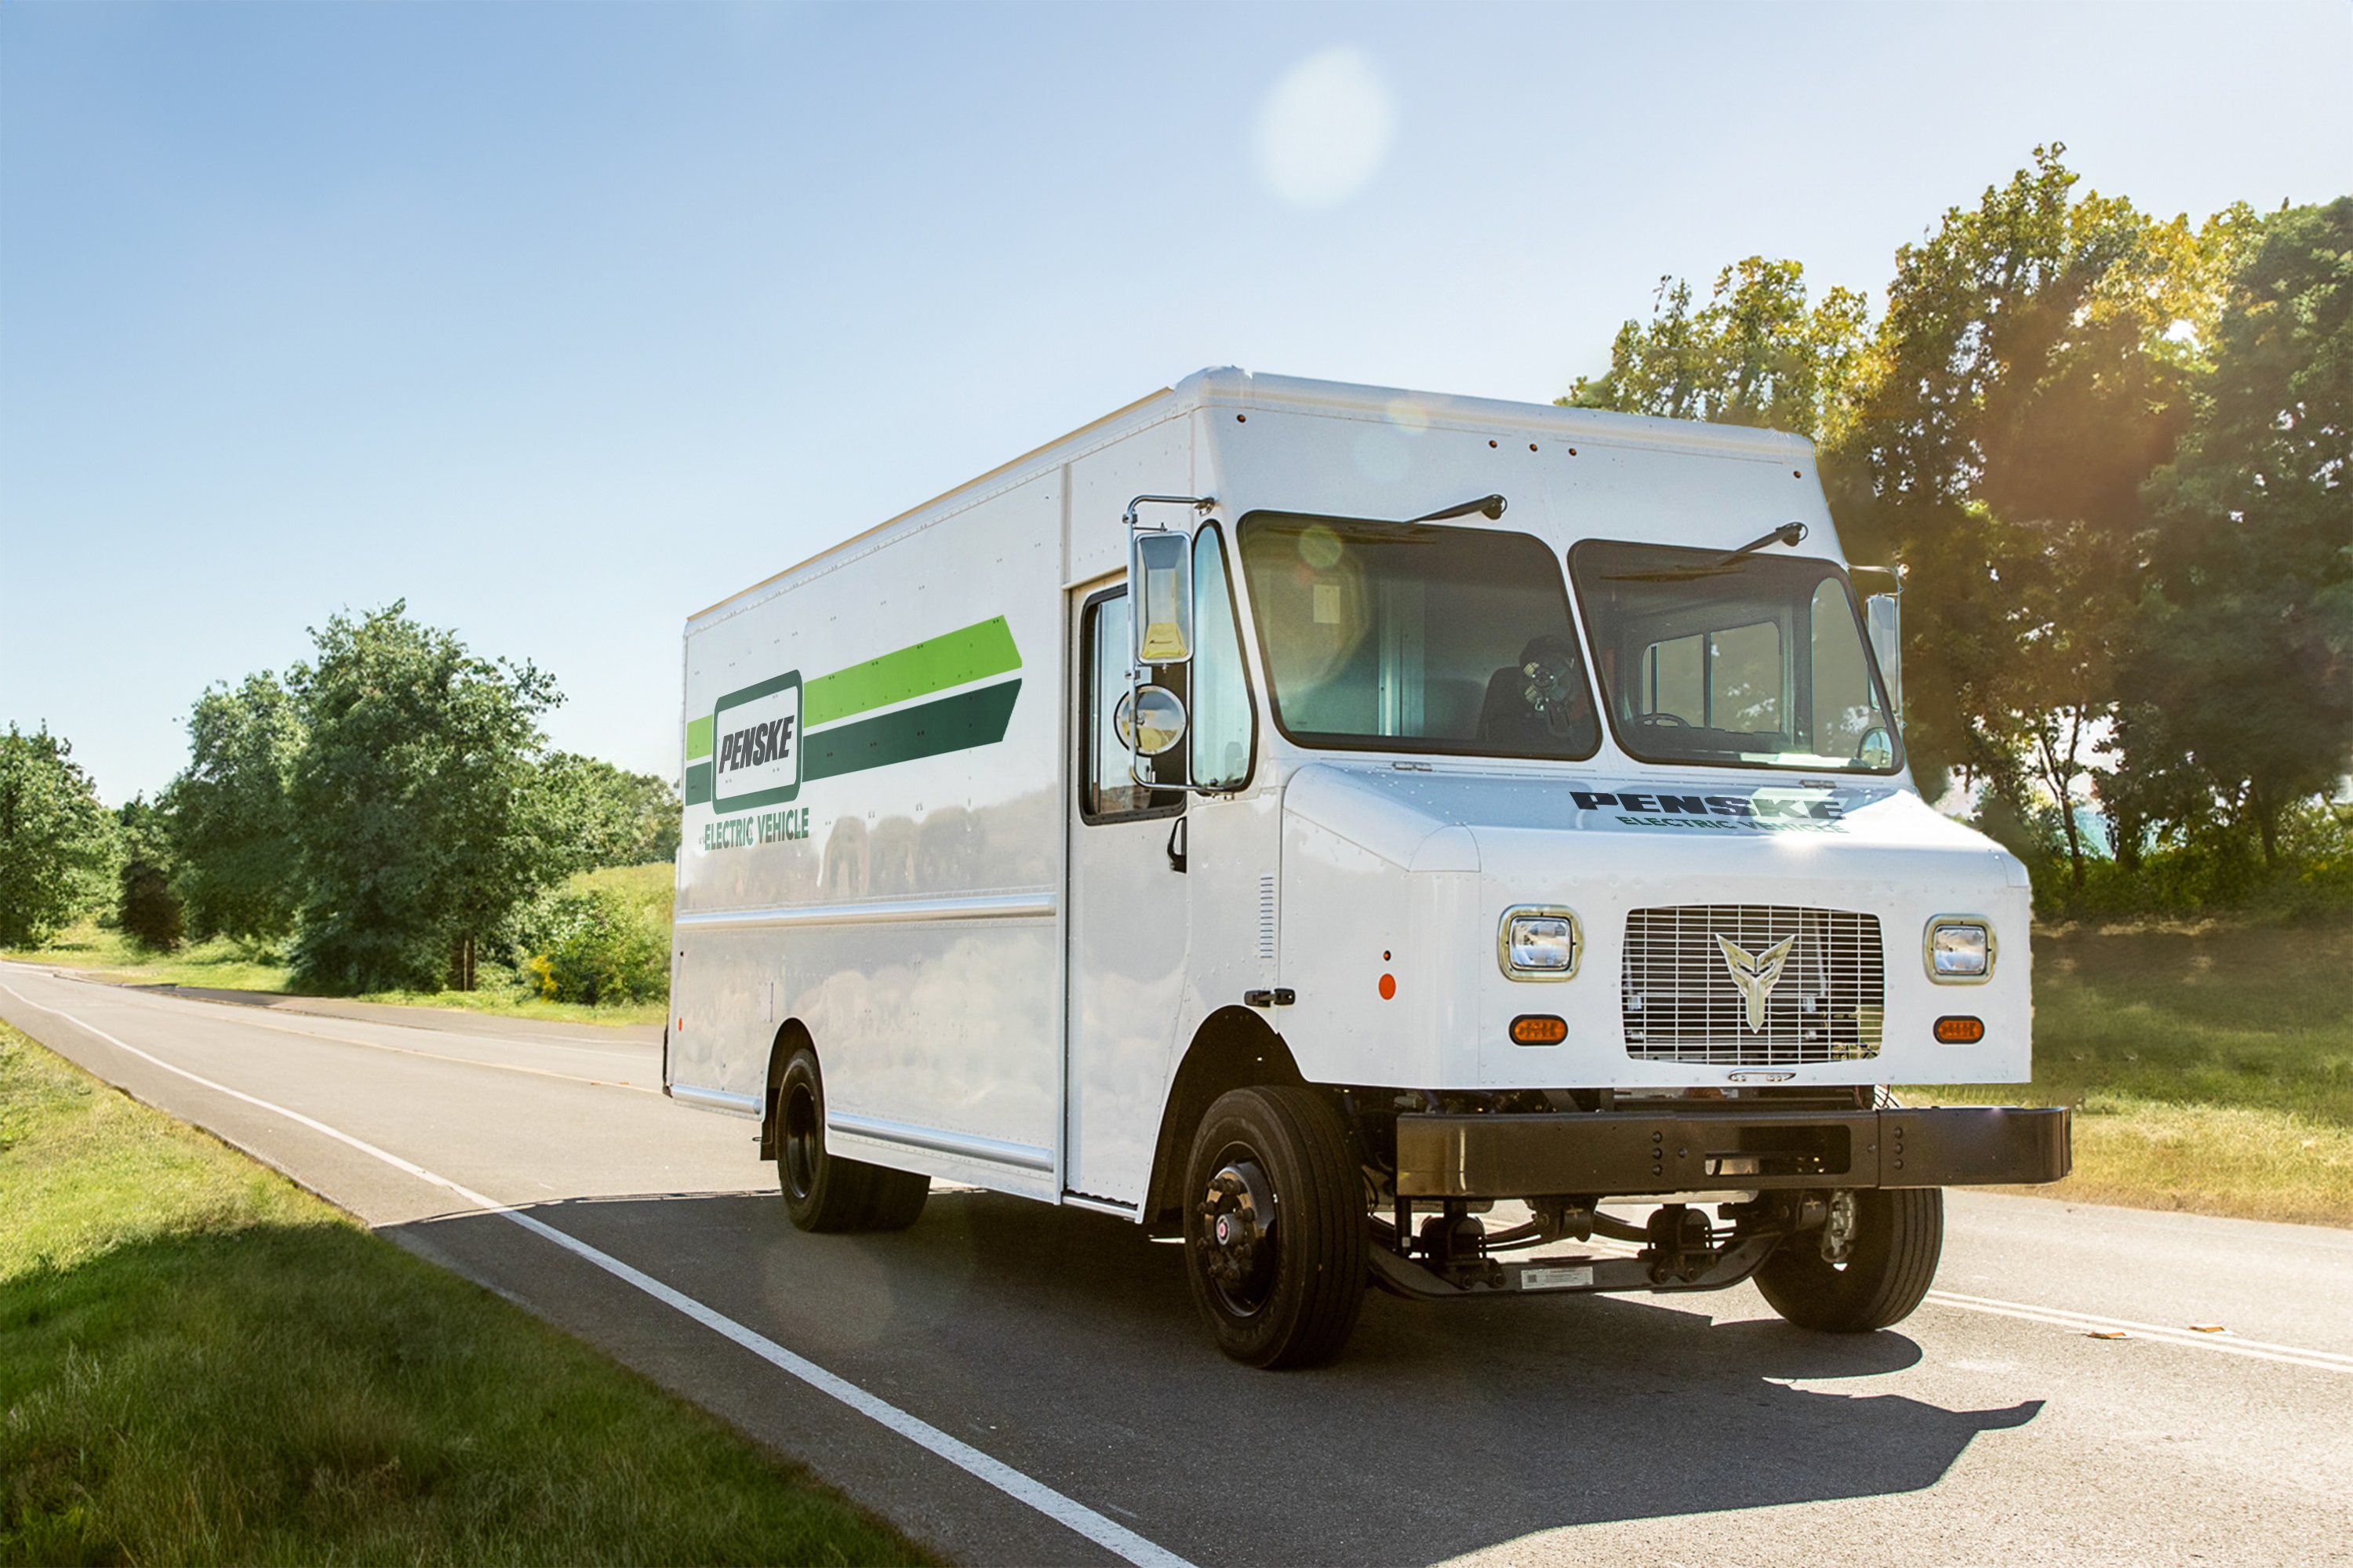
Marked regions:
[1183,1086,1367,1369]
[1755,1187,1943,1332]
[776,1048,929,1232]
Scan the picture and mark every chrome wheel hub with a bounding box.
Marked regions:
[1198,1156,1277,1313]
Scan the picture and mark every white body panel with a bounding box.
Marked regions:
[670,369,2034,1218]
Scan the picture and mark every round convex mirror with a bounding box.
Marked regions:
[1116,685,1188,756]
[1858,726,1895,770]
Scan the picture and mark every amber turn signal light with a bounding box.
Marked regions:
[1933,1015,1985,1044]
[1510,1014,1568,1046]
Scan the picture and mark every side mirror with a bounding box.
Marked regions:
[1865,591,1902,720]
[1116,685,1188,757]
[1131,530,1194,665]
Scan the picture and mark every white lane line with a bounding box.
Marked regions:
[14,969,659,1093]
[1576,1209,2353,1375]
[0,980,1195,1568]
[1924,1290,2353,1375]
[21,964,653,1062]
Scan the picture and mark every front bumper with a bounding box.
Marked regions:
[1394,1105,2071,1199]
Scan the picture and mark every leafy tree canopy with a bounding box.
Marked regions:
[285,603,564,995]
[115,794,184,951]
[2119,196,2353,864]
[0,725,118,948]
[536,753,682,872]
[1563,256,1870,442]
[169,672,307,944]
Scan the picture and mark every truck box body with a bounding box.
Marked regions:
[667,368,2037,1221]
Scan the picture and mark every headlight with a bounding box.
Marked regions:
[1925,916,1994,982]
[1499,907,1580,980]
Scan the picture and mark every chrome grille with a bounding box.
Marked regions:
[1623,904,1884,1064]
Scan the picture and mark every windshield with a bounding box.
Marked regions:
[1238,513,1599,761]
[1569,539,1901,774]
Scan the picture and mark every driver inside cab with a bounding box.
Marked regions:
[1477,632,1598,758]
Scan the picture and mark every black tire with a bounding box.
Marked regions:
[1755,1187,1944,1332]
[862,1165,931,1231]
[775,1047,928,1232]
[1183,1086,1368,1369]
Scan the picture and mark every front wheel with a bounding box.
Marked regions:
[1183,1086,1368,1369]
[1755,1187,1943,1332]
[776,1048,929,1233]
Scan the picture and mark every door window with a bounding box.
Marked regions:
[1082,588,1186,822]
[1190,524,1256,791]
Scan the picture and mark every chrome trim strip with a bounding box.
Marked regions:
[670,1082,762,1118]
[1061,1191,1140,1216]
[675,892,1056,931]
[827,1111,1056,1172]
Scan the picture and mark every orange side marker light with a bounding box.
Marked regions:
[1934,1016,1985,1045]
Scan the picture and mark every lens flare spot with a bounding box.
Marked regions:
[1253,46,1397,209]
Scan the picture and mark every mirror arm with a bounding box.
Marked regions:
[1122,494,1217,529]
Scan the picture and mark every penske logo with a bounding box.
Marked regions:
[714,685,800,801]
[682,615,1024,820]
[1570,790,1842,821]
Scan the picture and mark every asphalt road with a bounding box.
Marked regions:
[6,961,2350,1568]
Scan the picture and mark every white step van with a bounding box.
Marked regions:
[666,369,2069,1367]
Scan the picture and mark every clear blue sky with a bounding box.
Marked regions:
[5,1,2349,804]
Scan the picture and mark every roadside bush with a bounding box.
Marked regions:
[511,864,671,1006]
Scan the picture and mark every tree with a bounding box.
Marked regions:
[169,672,306,943]
[1564,256,1871,442]
[285,603,565,994]
[115,794,184,951]
[2118,198,2353,866]
[535,753,682,871]
[0,725,118,948]
[1824,145,2239,836]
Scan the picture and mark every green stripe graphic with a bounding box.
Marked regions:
[683,759,713,806]
[684,715,715,761]
[804,681,1021,783]
[803,617,1020,729]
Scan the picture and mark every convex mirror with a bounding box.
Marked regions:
[1115,685,1187,756]
[1131,530,1194,664]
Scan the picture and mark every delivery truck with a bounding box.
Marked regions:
[664,368,2070,1367]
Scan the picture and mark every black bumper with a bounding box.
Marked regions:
[1394,1105,2071,1199]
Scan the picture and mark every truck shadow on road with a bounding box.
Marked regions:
[402,1186,2044,1563]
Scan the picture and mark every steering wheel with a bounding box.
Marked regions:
[1635,711,1691,727]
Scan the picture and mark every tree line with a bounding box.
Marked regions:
[1568,147,2351,912]
[1,602,678,995]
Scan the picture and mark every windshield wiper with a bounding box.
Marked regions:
[1601,522,1816,583]
[1718,520,1809,565]
[1411,493,1507,523]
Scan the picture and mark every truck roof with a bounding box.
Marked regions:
[688,368,1816,627]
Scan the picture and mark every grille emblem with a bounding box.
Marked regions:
[1714,933,1797,1032]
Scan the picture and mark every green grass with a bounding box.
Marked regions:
[3,923,294,994]
[345,988,668,1029]
[0,1024,932,1566]
[5,915,665,1029]
[1908,917,2353,1227]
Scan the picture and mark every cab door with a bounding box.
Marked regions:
[1064,583,1189,1207]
